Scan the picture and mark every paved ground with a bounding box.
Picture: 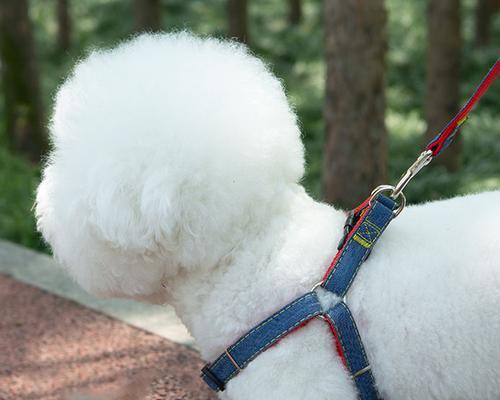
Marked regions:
[0,240,192,345]
[0,275,216,400]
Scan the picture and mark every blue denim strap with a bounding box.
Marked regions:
[201,194,396,396]
[325,302,381,400]
[201,292,323,391]
[321,194,396,297]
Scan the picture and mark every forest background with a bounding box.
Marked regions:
[0,0,499,252]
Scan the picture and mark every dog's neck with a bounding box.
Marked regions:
[168,188,345,360]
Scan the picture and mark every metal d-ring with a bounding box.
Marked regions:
[310,281,327,320]
[310,281,351,321]
[310,280,324,292]
[370,185,406,217]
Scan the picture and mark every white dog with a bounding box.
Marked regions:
[35,33,500,400]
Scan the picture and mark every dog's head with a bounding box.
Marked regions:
[36,32,304,303]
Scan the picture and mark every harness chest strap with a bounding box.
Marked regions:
[325,302,380,400]
[201,291,323,391]
[201,194,396,399]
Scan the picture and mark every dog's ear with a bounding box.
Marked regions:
[35,32,304,301]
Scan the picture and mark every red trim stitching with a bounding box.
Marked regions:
[324,317,348,368]
[321,196,371,282]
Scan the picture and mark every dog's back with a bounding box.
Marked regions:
[348,190,500,399]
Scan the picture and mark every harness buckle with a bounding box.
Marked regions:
[337,211,358,250]
[201,364,226,391]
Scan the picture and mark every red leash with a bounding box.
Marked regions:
[426,58,500,157]
[366,58,499,216]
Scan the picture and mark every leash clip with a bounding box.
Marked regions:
[371,150,432,217]
[391,150,433,199]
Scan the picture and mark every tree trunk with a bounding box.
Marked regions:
[425,0,462,172]
[474,0,499,47]
[288,0,302,25]
[227,0,249,44]
[0,0,47,163]
[323,0,388,208]
[56,0,71,52]
[133,0,161,33]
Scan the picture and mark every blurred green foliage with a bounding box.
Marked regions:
[0,148,43,249]
[0,0,499,251]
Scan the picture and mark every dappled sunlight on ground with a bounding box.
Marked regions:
[0,275,214,400]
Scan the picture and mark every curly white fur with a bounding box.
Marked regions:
[36,33,500,399]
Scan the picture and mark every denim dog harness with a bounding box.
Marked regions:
[201,194,396,399]
[201,59,499,398]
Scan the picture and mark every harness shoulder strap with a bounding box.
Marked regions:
[321,194,396,297]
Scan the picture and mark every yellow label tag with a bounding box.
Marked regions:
[457,116,468,127]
